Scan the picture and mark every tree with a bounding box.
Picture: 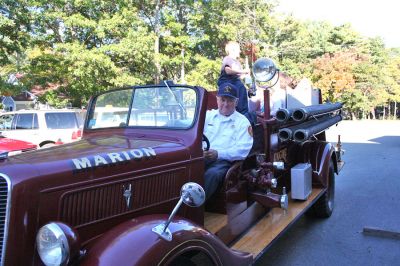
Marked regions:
[310,50,358,102]
[385,48,400,118]
[19,0,154,107]
[353,59,391,119]
[353,37,390,119]
[0,1,32,65]
[1,0,399,113]
[328,23,362,50]
[186,55,220,90]
[340,88,368,120]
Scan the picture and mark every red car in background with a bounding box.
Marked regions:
[0,136,37,158]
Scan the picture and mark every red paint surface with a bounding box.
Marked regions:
[0,137,37,152]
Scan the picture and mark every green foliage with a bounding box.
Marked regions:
[0,0,399,119]
[385,49,400,102]
[38,90,70,108]
[0,1,32,65]
[328,23,362,49]
[340,88,368,117]
[186,55,221,91]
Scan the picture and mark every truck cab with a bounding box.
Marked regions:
[0,59,343,265]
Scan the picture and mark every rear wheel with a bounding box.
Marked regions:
[307,159,335,218]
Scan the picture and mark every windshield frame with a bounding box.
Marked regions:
[85,84,200,131]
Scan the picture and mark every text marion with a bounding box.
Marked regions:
[72,147,156,170]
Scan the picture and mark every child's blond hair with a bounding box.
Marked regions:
[225,41,240,55]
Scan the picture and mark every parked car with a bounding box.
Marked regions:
[0,136,37,157]
[88,106,129,128]
[0,109,85,148]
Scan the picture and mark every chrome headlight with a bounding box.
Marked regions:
[36,223,69,266]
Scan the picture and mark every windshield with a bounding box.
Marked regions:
[87,86,198,129]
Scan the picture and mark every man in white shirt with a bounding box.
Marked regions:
[203,83,254,199]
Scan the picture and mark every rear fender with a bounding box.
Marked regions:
[80,215,252,266]
[299,141,337,187]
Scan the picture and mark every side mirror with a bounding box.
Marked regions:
[181,182,206,207]
[152,182,205,241]
[252,58,278,83]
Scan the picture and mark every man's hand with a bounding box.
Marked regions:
[204,149,218,161]
[242,69,250,75]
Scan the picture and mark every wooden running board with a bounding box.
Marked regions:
[231,188,324,258]
[204,212,227,234]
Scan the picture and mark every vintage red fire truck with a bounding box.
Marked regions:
[0,59,343,265]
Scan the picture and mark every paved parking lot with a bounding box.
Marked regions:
[256,120,400,266]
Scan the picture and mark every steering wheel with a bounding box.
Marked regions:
[202,134,210,151]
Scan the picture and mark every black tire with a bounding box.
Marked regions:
[169,256,197,266]
[168,251,216,266]
[41,143,56,149]
[307,159,335,218]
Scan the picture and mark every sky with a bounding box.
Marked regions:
[276,0,399,48]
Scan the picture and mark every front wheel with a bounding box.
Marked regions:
[307,159,335,218]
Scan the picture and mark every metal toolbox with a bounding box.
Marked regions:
[291,163,312,200]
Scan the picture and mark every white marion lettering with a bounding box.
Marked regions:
[142,147,156,157]
[72,147,157,171]
[130,149,143,159]
[108,152,124,163]
[94,155,108,166]
[121,151,131,160]
[72,158,92,170]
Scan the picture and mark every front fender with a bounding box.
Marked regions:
[299,141,337,187]
[80,215,252,266]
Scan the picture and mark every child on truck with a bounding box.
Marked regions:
[217,41,254,123]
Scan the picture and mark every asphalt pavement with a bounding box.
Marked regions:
[256,120,400,266]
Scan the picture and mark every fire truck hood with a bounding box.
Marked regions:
[0,134,192,186]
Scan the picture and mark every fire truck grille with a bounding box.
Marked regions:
[60,168,186,226]
[0,175,11,265]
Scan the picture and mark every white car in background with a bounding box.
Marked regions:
[0,109,85,148]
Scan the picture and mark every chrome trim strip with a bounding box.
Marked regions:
[0,173,12,266]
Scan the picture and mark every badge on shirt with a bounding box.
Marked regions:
[248,126,253,137]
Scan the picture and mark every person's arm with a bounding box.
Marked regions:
[222,57,249,77]
[224,66,249,76]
